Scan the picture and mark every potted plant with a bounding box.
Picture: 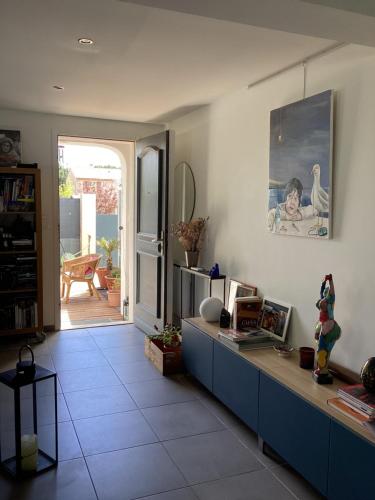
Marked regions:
[105,267,120,291]
[144,324,183,375]
[107,275,121,307]
[171,217,208,267]
[96,237,120,288]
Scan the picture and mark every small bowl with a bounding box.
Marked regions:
[273,344,294,357]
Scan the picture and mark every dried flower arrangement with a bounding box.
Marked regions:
[171,217,209,252]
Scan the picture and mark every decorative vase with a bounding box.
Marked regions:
[185,251,199,268]
[361,357,375,392]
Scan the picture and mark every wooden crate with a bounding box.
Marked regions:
[144,337,183,375]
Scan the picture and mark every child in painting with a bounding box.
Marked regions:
[267,177,317,231]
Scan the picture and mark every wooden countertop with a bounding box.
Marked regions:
[184,317,375,446]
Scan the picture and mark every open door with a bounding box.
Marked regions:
[134,131,170,335]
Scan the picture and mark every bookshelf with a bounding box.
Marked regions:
[0,167,43,336]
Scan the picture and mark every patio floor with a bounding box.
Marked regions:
[61,279,124,330]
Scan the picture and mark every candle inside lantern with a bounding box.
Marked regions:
[21,434,38,471]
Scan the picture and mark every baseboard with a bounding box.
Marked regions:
[43,325,56,333]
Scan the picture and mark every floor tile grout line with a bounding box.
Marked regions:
[189,468,294,496]
[93,339,146,414]
[60,375,100,500]
[67,406,139,422]
[132,485,200,500]
[269,468,302,500]
[195,393,284,470]
[159,439,191,490]
[159,440,270,492]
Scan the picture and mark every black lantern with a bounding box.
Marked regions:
[0,352,58,477]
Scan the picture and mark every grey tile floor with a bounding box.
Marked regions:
[0,325,324,500]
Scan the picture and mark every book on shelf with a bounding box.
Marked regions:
[0,175,35,212]
[327,397,375,425]
[337,384,375,417]
[233,296,262,330]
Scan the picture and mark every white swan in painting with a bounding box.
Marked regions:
[311,164,329,227]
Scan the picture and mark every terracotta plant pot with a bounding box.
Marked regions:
[107,290,120,307]
[105,275,116,290]
[96,267,108,289]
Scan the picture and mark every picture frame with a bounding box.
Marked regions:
[0,130,21,167]
[259,297,292,342]
[227,279,257,316]
[268,90,333,239]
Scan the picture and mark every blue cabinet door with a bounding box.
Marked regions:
[328,420,375,500]
[259,373,330,496]
[213,342,259,431]
[182,320,213,391]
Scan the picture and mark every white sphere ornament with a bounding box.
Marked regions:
[199,297,224,322]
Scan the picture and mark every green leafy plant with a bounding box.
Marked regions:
[149,324,182,348]
[96,237,120,270]
[109,276,121,291]
[58,166,74,198]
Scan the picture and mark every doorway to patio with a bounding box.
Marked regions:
[58,136,134,330]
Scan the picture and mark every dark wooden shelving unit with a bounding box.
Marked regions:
[0,167,43,336]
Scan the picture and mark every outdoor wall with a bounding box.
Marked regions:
[81,193,96,255]
[96,215,120,267]
[0,108,163,327]
[169,44,375,374]
[59,198,80,258]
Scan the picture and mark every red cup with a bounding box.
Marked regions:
[299,347,315,369]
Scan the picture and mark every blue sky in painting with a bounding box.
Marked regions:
[269,90,332,206]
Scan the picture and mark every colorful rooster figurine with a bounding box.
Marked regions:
[313,274,341,384]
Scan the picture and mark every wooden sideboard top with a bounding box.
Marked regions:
[184,317,375,446]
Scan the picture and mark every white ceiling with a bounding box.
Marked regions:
[0,0,337,123]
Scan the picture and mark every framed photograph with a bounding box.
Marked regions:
[0,130,21,166]
[227,279,257,316]
[268,90,333,239]
[260,297,292,342]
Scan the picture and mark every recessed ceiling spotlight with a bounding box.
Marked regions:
[53,85,64,90]
[78,37,94,45]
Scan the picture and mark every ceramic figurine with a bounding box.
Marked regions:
[313,274,341,384]
[209,263,220,278]
[219,308,231,328]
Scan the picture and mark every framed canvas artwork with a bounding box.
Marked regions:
[268,90,333,239]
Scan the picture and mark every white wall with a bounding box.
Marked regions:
[0,108,163,327]
[170,44,375,374]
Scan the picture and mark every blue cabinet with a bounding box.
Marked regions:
[259,373,330,496]
[328,420,375,500]
[213,342,259,431]
[182,320,214,391]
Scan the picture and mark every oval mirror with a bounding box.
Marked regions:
[174,161,196,222]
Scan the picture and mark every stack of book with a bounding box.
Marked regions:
[328,384,375,434]
[218,328,274,352]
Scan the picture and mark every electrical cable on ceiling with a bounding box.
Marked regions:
[247,42,346,91]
